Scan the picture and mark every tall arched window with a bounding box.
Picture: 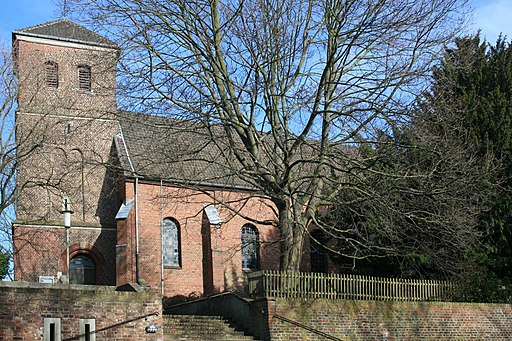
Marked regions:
[78,64,91,91]
[69,254,96,284]
[241,224,259,271]
[162,217,181,267]
[45,61,58,88]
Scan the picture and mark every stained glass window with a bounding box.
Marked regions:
[163,217,181,267]
[241,224,259,271]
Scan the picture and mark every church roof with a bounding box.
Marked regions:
[13,19,119,49]
[114,111,337,191]
[115,111,255,190]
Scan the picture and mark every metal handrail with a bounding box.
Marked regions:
[273,314,343,341]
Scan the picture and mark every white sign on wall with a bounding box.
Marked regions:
[38,275,55,284]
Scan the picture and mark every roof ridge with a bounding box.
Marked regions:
[13,18,71,33]
[13,19,119,49]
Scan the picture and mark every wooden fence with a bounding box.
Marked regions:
[247,270,454,302]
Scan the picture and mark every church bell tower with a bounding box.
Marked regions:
[12,19,120,285]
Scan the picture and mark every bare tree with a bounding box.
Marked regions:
[0,40,71,279]
[0,43,19,278]
[325,105,497,279]
[66,0,469,270]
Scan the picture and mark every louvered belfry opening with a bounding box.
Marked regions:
[45,61,58,88]
[78,64,91,91]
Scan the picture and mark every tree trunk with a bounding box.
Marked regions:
[277,199,306,271]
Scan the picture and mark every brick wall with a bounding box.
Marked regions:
[14,33,119,225]
[117,181,282,297]
[14,39,118,116]
[266,298,512,340]
[15,112,120,225]
[13,224,117,285]
[0,282,163,341]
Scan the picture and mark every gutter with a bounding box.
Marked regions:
[124,175,259,193]
[12,31,120,50]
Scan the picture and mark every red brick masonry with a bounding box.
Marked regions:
[0,282,163,341]
[266,298,512,340]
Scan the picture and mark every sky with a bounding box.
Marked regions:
[0,0,511,44]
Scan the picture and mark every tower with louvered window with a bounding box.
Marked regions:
[12,19,120,285]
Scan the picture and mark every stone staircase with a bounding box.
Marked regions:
[163,315,259,340]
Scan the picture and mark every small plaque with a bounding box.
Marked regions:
[38,275,54,284]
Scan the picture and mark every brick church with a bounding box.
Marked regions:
[12,19,332,297]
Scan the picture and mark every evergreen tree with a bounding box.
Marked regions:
[325,117,493,281]
[326,35,512,295]
[0,251,8,280]
[428,34,512,302]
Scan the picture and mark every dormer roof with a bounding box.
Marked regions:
[13,19,119,50]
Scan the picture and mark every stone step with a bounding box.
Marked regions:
[163,315,258,340]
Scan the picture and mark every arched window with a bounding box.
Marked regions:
[310,230,328,273]
[241,224,259,271]
[162,217,181,267]
[69,254,96,284]
[45,61,58,88]
[78,65,91,91]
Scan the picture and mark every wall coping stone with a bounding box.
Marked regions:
[0,280,116,291]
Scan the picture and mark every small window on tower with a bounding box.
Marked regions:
[78,65,91,91]
[45,61,59,88]
[65,121,73,136]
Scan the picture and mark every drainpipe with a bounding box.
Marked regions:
[118,127,140,285]
[160,179,164,295]
[135,176,140,285]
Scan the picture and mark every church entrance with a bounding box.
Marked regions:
[70,254,96,285]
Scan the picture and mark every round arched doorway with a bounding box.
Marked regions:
[69,254,96,285]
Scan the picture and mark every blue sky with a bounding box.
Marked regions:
[473,0,512,42]
[0,0,510,49]
[0,0,511,45]
[0,0,58,44]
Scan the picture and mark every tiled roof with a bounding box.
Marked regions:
[115,111,255,189]
[114,111,339,191]
[13,19,118,49]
